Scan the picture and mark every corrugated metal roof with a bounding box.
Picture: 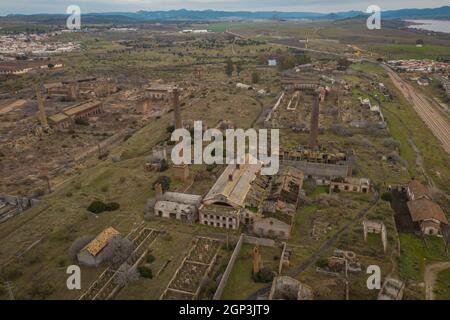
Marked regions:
[83,227,120,257]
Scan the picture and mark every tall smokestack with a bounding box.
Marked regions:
[35,84,49,131]
[155,183,163,199]
[309,93,320,150]
[173,87,182,130]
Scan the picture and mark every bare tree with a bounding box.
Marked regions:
[69,235,95,260]
[116,263,139,287]
[99,236,133,267]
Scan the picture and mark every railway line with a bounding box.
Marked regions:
[383,64,450,155]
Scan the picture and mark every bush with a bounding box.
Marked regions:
[138,266,153,279]
[145,254,155,263]
[381,192,393,202]
[303,178,317,196]
[153,176,171,193]
[159,159,169,172]
[87,200,107,214]
[253,268,274,283]
[330,124,353,137]
[75,118,89,126]
[105,202,120,211]
[383,138,400,150]
[316,258,328,268]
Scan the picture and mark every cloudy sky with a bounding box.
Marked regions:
[0,0,448,15]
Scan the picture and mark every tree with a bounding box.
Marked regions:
[100,236,133,267]
[337,57,352,70]
[69,235,95,260]
[159,159,169,172]
[153,176,171,193]
[381,192,393,202]
[138,266,153,279]
[225,58,234,77]
[251,71,260,84]
[253,268,274,283]
[116,263,139,286]
[87,200,107,214]
[105,202,120,211]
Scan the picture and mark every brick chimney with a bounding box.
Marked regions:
[173,87,182,130]
[309,93,320,150]
[155,183,163,199]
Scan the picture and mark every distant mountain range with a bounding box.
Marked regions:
[3,6,450,23]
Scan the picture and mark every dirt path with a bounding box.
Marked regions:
[425,262,450,300]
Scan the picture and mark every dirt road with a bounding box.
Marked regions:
[424,262,450,300]
[383,64,450,155]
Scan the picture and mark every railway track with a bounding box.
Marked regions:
[383,64,450,155]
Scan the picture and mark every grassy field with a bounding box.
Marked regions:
[435,267,450,300]
[220,244,281,300]
[367,44,450,60]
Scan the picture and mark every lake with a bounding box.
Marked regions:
[405,20,450,34]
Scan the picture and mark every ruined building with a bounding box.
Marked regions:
[48,100,103,130]
[147,183,202,223]
[171,87,190,181]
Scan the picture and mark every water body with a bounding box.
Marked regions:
[405,20,450,34]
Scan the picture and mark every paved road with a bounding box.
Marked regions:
[424,262,450,300]
[382,64,450,155]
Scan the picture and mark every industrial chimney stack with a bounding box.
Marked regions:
[173,87,182,130]
[171,86,189,181]
[35,84,49,131]
[308,93,320,150]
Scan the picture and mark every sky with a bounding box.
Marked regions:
[0,0,448,15]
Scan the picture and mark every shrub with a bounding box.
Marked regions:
[316,258,328,268]
[303,178,317,196]
[381,192,393,202]
[153,176,171,193]
[105,202,120,211]
[159,159,169,172]
[145,254,155,263]
[383,138,400,150]
[87,200,107,214]
[253,268,274,283]
[75,118,89,126]
[138,266,153,279]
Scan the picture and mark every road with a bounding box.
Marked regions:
[225,30,340,57]
[424,262,450,300]
[383,64,450,155]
